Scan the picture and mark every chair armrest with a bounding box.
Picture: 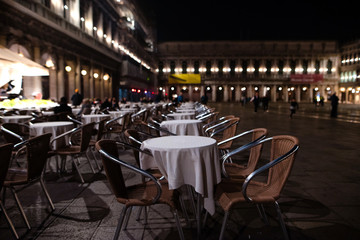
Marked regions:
[242,144,299,202]
[116,141,152,155]
[147,123,177,136]
[105,114,125,126]
[221,136,269,177]
[217,129,265,147]
[98,149,162,203]
[67,115,83,125]
[209,119,239,138]
[0,125,25,142]
[50,126,81,146]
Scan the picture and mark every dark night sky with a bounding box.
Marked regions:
[144,0,360,43]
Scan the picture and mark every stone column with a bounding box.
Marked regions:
[57,54,65,100]
[200,85,205,97]
[188,85,193,101]
[75,56,81,91]
[284,85,289,102]
[235,85,241,102]
[211,84,216,102]
[271,85,277,102]
[247,84,253,98]
[309,87,313,102]
[89,62,94,99]
[296,86,301,102]
[223,85,229,102]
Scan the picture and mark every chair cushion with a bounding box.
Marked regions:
[117,181,178,210]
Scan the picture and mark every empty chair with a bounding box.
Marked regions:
[95,139,184,240]
[3,133,55,231]
[51,123,96,183]
[0,143,19,239]
[215,135,299,240]
[1,123,30,144]
[207,117,240,155]
[221,128,268,179]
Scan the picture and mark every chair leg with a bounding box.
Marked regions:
[71,156,84,183]
[90,147,101,171]
[187,185,197,218]
[40,178,55,211]
[113,206,128,240]
[10,188,31,230]
[219,211,230,240]
[178,193,190,225]
[274,201,290,240]
[123,206,133,230]
[136,206,142,221]
[85,151,96,174]
[173,209,185,240]
[0,201,19,239]
[256,204,269,224]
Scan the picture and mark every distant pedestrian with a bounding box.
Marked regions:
[330,92,339,118]
[289,98,299,119]
[71,89,83,107]
[262,95,269,112]
[201,94,208,105]
[250,92,260,112]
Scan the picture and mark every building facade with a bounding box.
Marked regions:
[155,41,341,103]
[339,40,360,104]
[0,0,157,102]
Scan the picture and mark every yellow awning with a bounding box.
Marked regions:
[168,74,201,84]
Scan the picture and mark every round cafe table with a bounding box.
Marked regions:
[166,112,195,120]
[29,121,74,149]
[81,114,110,128]
[0,115,33,123]
[160,119,204,136]
[140,135,221,215]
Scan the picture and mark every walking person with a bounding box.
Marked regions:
[250,92,260,112]
[289,98,299,119]
[330,92,339,118]
[71,88,83,107]
[262,94,269,112]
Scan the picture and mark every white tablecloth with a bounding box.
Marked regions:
[0,115,33,123]
[140,136,221,215]
[160,120,204,136]
[176,109,196,114]
[167,112,195,120]
[81,114,110,128]
[29,121,74,149]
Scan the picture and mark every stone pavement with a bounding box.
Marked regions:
[0,102,360,240]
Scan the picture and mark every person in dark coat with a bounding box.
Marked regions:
[330,92,339,118]
[100,97,112,110]
[54,97,72,114]
[250,92,260,112]
[71,89,83,107]
[289,98,299,119]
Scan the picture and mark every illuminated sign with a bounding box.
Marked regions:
[168,74,201,84]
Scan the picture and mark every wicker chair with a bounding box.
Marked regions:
[215,135,299,240]
[221,128,268,178]
[206,117,240,155]
[0,143,19,239]
[1,123,30,143]
[95,139,185,240]
[3,133,55,231]
[51,123,96,183]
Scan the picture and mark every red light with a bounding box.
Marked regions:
[131,88,136,92]
[165,93,168,96]
[137,90,141,93]
[151,92,154,94]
